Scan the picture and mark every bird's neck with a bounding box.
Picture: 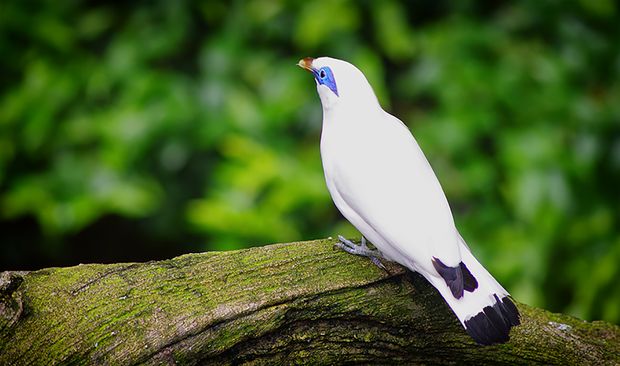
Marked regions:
[321,100,385,140]
[323,93,382,118]
[323,93,382,121]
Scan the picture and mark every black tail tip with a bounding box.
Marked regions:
[464,295,521,346]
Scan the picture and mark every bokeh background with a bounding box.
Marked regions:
[1,1,619,324]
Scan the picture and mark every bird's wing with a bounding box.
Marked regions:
[330,112,462,273]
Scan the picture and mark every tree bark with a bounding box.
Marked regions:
[0,239,618,365]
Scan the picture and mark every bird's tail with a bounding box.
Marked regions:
[425,236,520,345]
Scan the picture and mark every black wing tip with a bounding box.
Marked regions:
[464,295,521,346]
[432,258,478,299]
[432,257,464,299]
[459,262,478,292]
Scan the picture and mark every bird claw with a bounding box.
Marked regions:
[370,256,387,271]
[336,235,387,271]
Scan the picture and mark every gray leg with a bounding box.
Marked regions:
[336,235,387,271]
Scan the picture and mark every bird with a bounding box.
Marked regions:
[297,56,520,345]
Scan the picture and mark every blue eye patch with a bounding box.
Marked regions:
[312,66,338,96]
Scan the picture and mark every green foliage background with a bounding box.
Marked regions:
[1,1,619,324]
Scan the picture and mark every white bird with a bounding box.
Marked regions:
[298,56,520,345]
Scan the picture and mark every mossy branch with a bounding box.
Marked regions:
[0,239,618,365]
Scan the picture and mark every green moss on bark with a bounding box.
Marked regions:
[0,239,618,365]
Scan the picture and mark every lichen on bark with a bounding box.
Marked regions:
[0,239,618,365]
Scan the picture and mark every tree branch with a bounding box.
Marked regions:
[1,239,618,365]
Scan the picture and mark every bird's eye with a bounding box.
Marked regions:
[314,66,338,96]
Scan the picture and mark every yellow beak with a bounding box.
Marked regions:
[297,57,314,72]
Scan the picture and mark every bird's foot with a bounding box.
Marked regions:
[336,235,387,271]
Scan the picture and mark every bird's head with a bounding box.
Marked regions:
[297,57,379,111]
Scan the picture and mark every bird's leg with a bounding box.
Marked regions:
[336,235,387,271]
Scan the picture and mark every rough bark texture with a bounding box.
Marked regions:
[0,238,618,365]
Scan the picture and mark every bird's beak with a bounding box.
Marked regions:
[297,57,314,72]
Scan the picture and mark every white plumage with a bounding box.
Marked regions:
[299,56,520,345]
